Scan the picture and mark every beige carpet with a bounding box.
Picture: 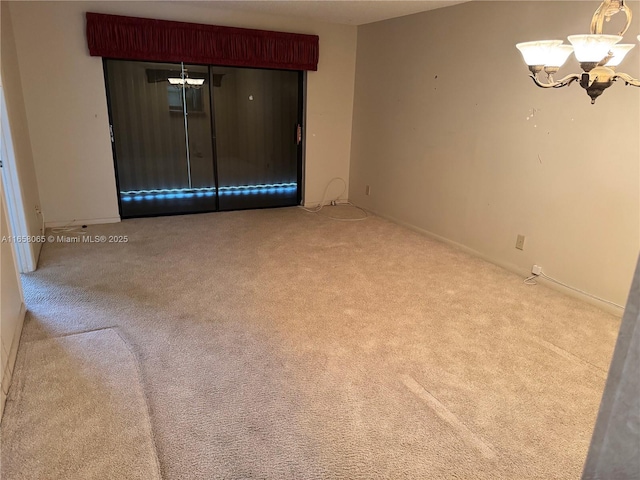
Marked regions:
[1,207,622,479]
[0,329,161,479]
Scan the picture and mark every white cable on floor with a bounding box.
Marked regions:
[299,177,346,214]
[299,177,368,221]
[300,177,369,222]
[317,203,368,222]
[524,270,624,310]
[51,221,87,235]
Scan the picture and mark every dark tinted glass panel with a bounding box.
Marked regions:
[212,67,300,210]
[106,60,216,217]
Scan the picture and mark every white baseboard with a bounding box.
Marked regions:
[45,217,121,228]
[361,205,624,317]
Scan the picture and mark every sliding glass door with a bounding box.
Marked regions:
[105,60,216,217]
[104,59,302,218]
[212,67,301,211]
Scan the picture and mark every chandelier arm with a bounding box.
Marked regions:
[591,2,607,34]
[529,73,581,89]
[590,0,633,35]
[623,5,633,35]
[613,73,640,87]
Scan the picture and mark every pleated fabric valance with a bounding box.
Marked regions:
[85,12,319,71]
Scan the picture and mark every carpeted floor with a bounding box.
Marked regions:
[1,329,161,479]
[0,207,622,479]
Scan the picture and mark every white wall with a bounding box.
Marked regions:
[1,1,43,265]
[7,1,357,224]
[350,1,640,309]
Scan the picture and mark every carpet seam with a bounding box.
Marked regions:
[21,325,121,344]
[401,374,499,461]
[113,328,164,480]
[526,334,608,378]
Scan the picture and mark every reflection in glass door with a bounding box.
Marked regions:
[105,60,216,217]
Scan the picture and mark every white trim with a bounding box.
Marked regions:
[45,217,121,228]
[0,84,36,272]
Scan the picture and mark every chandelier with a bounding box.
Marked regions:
[516,0,640,104]
[167,70,205,88]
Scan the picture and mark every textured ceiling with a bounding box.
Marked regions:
[176,1,468,26]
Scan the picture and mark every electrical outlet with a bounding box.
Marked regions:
[532,265,542,275]
[515,234,525,250]
[365,185,371,196]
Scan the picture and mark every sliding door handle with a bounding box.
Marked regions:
[296,124,302,145]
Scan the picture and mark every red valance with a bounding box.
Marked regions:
[86,12,319,71]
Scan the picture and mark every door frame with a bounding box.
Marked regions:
[101,59,125,219]
[0,82,37,272]
[297,70,306,206]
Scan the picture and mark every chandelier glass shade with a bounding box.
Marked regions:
[543,45,575,68]
[605,43,636,66]
[567,34,622,62]
[516,0,640,103]
[516,40,564,66]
